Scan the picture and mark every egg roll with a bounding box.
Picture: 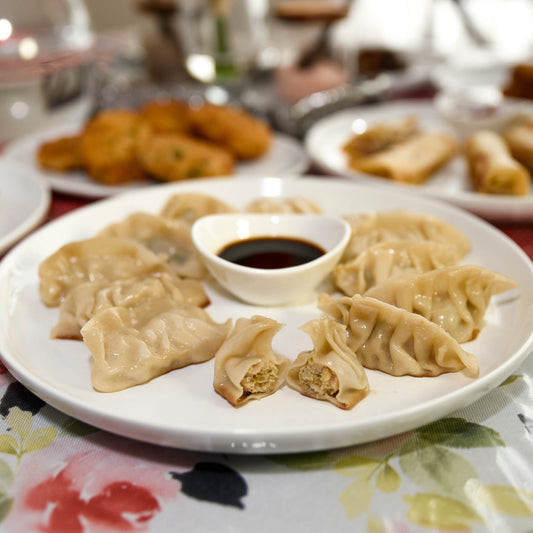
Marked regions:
[464,130,530,195]
[502,119,533,174]
[349,132,458,184]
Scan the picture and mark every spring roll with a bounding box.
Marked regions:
[465,130,530,195]
[349,132,458,184]
[502,119,533,174]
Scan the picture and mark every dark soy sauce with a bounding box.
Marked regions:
[218,237,325,269]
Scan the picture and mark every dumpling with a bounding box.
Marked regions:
[81,298,232,392]
[51,272,209,340]
[342,210,471,263]
[98,212,207,279]
[160,192,236,224]
[245,196,323,214]
[318,294,479,378]
[364,265,518,343]
[333,240,460,296]
[213,315,289,407]
[287,317,369,410]
[38,237,169,307]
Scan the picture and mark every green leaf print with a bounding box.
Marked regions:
[23,427,58,454]
[375,464,401,493]
[0,435,19,456]
[340,475,374,519]
[405,493,484,530]
[59,418,98,438]
[271,451,337,470]
[468,484,533,517]
[334,455,381,477]
[5,408,32,440]
[415,418,505,448]
[0,490,13,523]
[499,374,523,387]
[0,459,14,492]
[400,444,478,499]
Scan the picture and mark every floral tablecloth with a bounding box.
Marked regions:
[0,193,532,533]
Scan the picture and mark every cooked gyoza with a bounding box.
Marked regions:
[333,240,460,296]
[51,272,209,340]
[82,298,231,392]
[38,237,170,307]
[364,265,518,343]
[341,210,471,263]
[98,212,207,279]
[213,315,289,406]
[160,192,236,224]
[287,317,369,410]
[245,196,323,214]
[318,294,479,378]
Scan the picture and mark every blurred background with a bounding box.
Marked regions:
[1,0,532,143]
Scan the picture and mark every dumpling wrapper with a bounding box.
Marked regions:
[160,192,236,224]
[342,210,471,263]
[364,265,518,343]
[245,196,323,214]
[38,237,170,307]
[464,130,530,196]
[349,132,458,184]
[98,212,207,279]
[287,317,369,410]
[51,272,209,340]
[318,294,479,378]
[503,119,533,173]
[81,299,231,392]
[333,240,460,296]
[213,315,289,407]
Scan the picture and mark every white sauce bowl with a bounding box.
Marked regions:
[192,213,351,306]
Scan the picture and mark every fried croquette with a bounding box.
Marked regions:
[189,104,272,160]
[138,134,234,182]
[37,135,83,172]
[140,99,192,134]
[79,109,152,185]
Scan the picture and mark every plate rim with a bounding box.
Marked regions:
[1,176,532,454]
[0,158,51,254]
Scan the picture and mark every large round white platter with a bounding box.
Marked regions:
[3,123,308,198]
[0,159,50,255]
[0,176,532,454]
[304,100,533,222]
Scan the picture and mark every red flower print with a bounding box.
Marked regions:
[26,470,160,533]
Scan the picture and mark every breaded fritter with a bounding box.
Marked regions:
[140,99,192,134]
[189,104,272,160]
[79,109,151,185]
[37,135,83,172]
[138,133,234,182]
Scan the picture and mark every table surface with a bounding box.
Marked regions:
[1,172,533,532]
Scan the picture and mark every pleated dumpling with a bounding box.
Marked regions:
[287,317,369,410]
[51,272,209,340]
[342,210,471,263]
[364,265,518,343]
[81,298,232,392]
[333,240,460,296]
[98,212,207,279]
[245,196,323,214]
[38,237,169,307]
[160,192,236,224]
[213,315,289,407]
[318,294,479,378]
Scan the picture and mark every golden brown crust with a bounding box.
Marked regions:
[37,135,83,172]
[189,104,272,160]
[139,99,192,134]
[138,133,234,181]
[79,109,152,185]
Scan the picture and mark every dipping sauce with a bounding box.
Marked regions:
[218,237,325,269]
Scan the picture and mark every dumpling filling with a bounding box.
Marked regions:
[299,360,339,399]
[241,361,279,396]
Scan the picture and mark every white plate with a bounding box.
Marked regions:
[1,176,532,454]
[0,159,50,255]
[3,124,309,199]
[304,100,533,222]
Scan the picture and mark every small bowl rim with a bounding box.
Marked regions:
[191,212,352,275]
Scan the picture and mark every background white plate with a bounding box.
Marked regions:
[3,124,309,198]
[304,100,533,222]
[0,159,50,255]
[0,176,532,454]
